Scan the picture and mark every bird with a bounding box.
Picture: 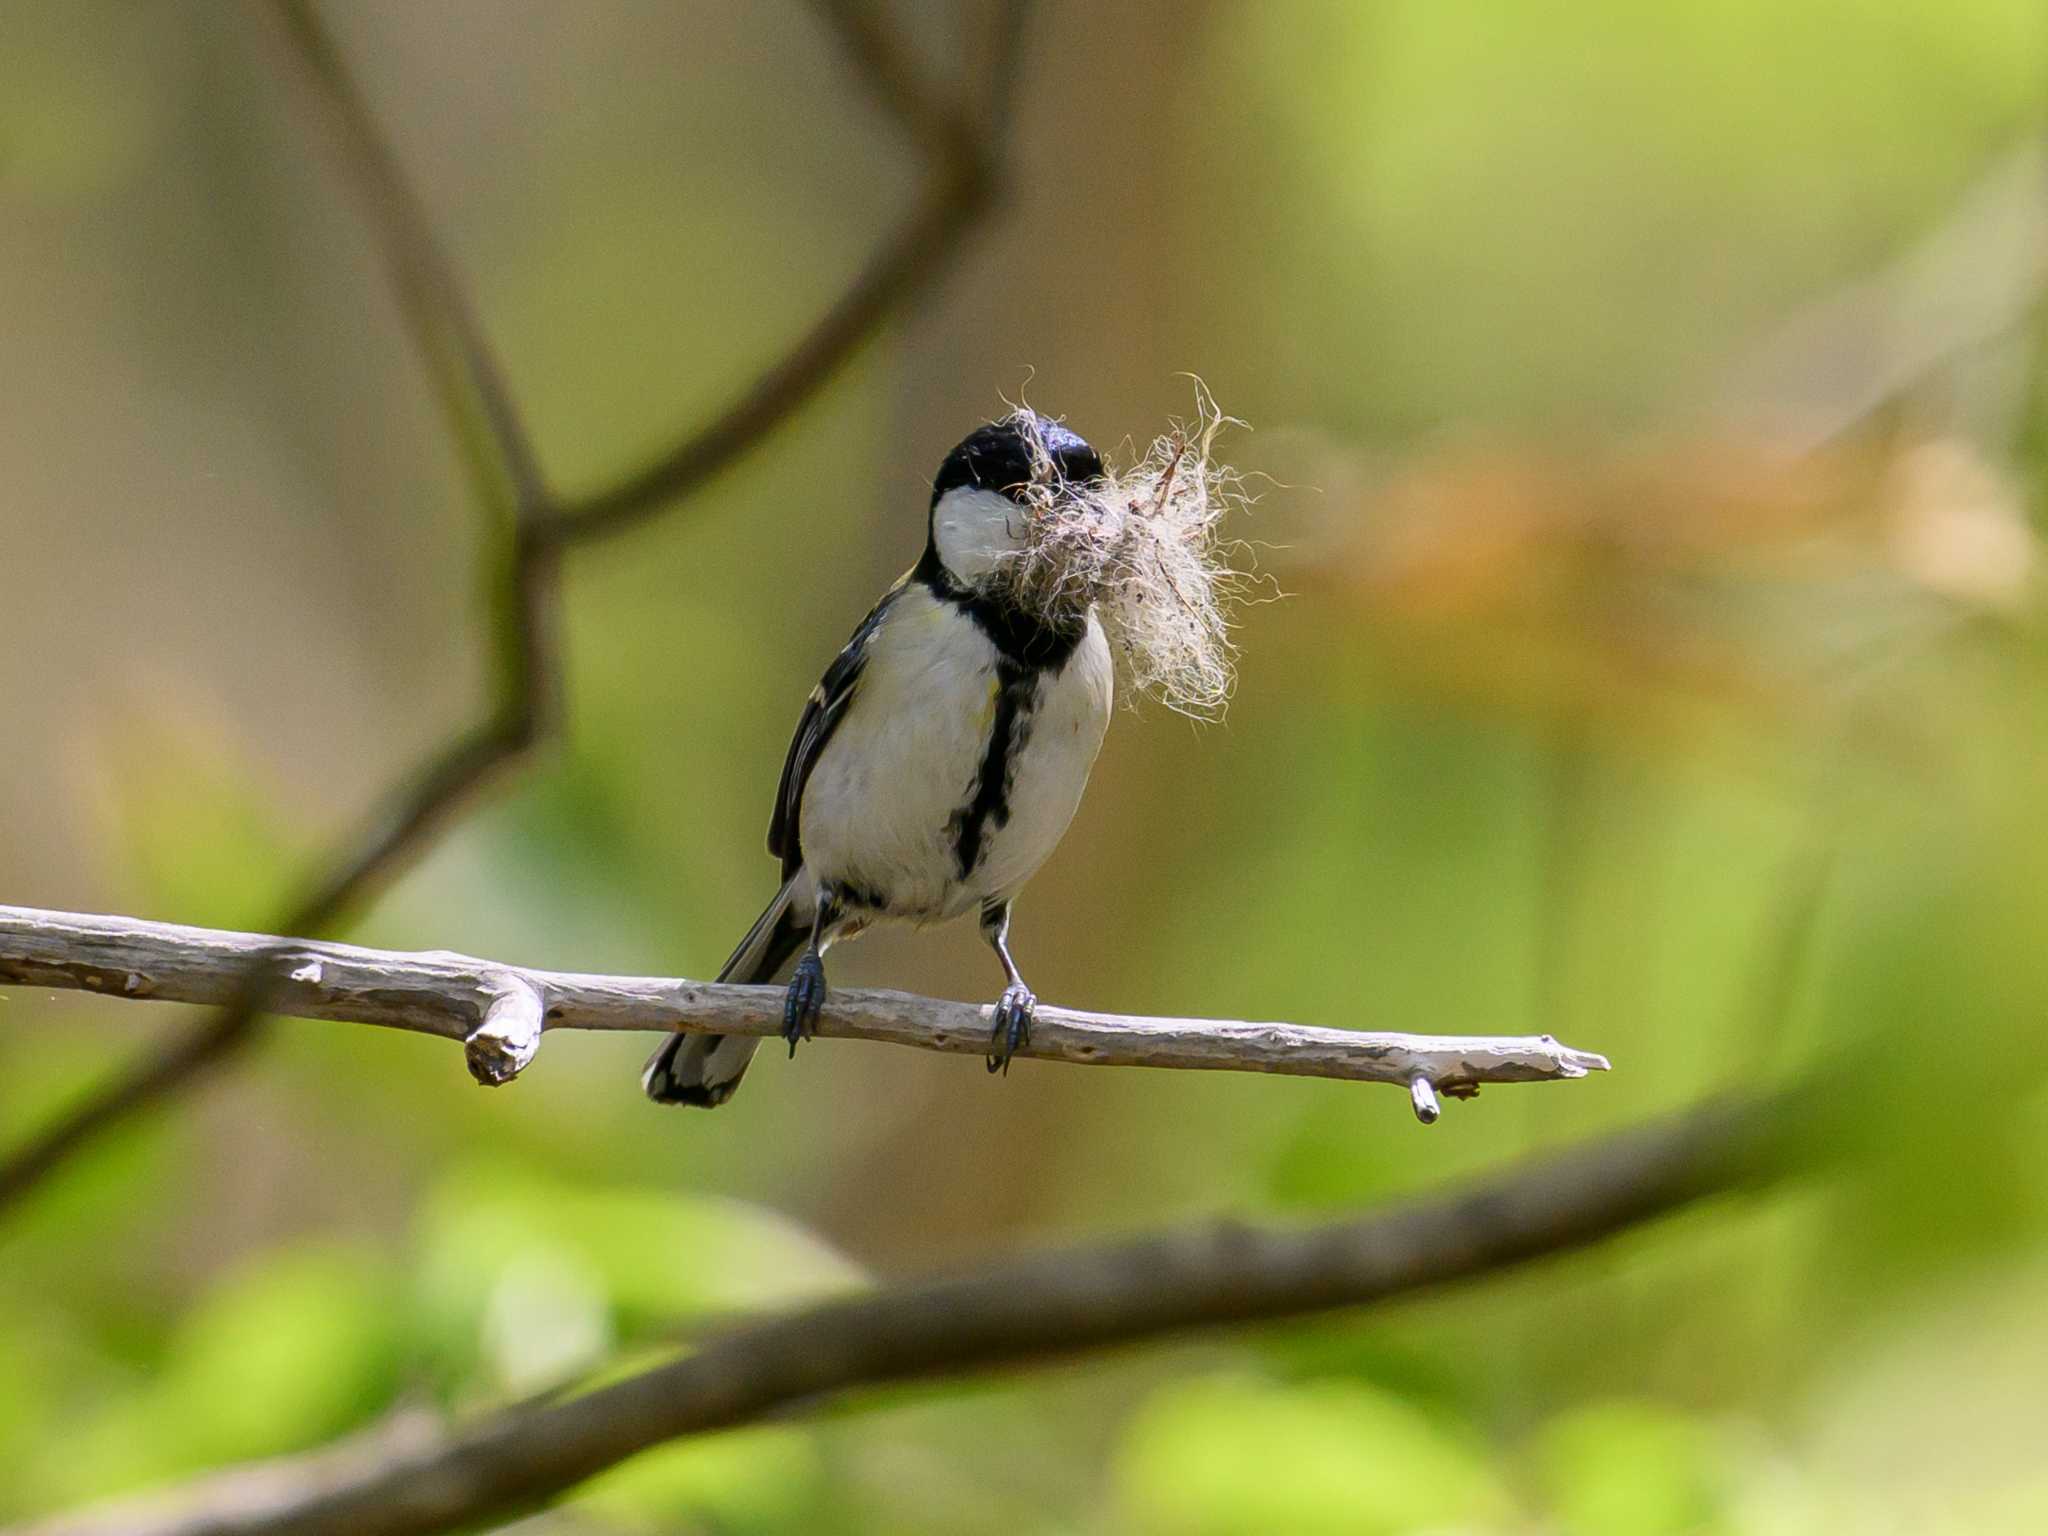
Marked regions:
[642,411,1116,1107]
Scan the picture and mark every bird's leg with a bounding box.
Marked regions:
[980,898,1036,1075]
[783,886,842,1057]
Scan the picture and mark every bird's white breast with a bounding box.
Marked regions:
[974,619,1113,904]
[797,584,1112,921]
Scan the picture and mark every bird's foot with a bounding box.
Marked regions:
[783,953,826,1057]
[986,982,1036,1075]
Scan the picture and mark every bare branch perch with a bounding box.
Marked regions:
[0,906,1607,1103]
[8,1094,1781,1536]
[466,973,547,1087]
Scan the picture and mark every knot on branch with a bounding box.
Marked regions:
[464,975,545,1086]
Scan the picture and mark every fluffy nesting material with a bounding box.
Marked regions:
[993,392,1258,719]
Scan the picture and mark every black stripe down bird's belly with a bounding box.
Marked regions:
[796,583,1113,924]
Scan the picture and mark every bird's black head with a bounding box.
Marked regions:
[922,412,1104,601]
[930,412,1104,508]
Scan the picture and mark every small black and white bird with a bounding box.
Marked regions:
[643,412,1115,1107]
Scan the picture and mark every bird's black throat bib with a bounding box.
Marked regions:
[912,540,1089,670]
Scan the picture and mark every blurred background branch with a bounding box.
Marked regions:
[0,0,1030,1216]
[539,0,1028,542]
[0,904,1610,1105]
[10,1088,1800,1536]
[1718,136,2048,453]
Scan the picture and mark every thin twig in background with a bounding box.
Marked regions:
[1719,135,2048,453]
[6,1092,1800,1536]
[0,0,1031,1213]
[0,906,1610,1103]
[539,0,1025,544]
[270,0,550,520]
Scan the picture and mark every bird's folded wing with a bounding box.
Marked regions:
[766,576,908,875]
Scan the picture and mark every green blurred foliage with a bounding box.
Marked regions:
[86,710,302,928]
[4,0,2048,1532]
[577,1425,827,1532]
[1532,1400,1732,1536]
[1114,1374,1511,1534]
[410,1161,864,1399]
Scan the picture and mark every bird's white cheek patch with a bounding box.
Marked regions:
[931,486,1027,583]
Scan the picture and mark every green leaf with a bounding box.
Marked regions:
[412,1164,863,1398]
[153,1244,402,1463]
[1531,1399,1729,1536]
[0,1037,190,1256]
[0,1303,103,1517]
[1114,1373,1514,1535]
[576,1424,824,1531]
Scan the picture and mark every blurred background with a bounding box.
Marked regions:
[5,1,2048,1531]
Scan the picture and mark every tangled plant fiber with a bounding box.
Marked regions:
[995,390,1259,719]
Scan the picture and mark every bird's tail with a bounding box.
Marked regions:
[642,880,808,1107]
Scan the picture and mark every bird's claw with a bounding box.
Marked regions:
[986,983,1035,1075]
[783,953,826,1057]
